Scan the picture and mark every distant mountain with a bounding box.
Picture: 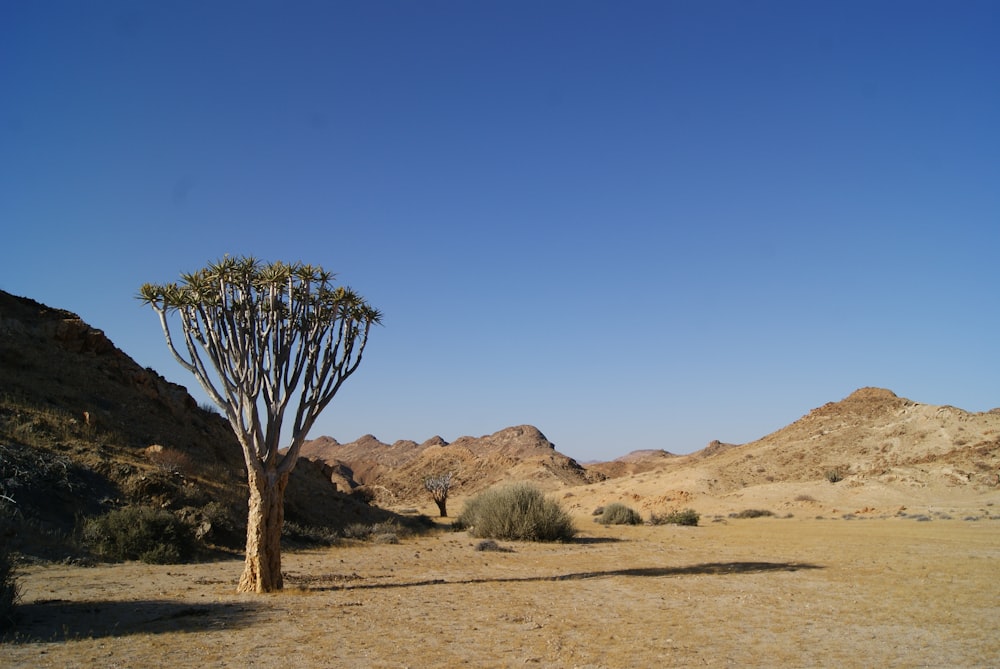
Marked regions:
[557,387,1000,519]
[586,449,679,479]
[302,425,605,505]
[303,386,1000,511]
[707,386,1000,491]
[4,289,997,546]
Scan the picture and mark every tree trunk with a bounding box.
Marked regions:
[238,468,288,593]
[434,497,447,518]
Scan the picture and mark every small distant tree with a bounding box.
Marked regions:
[140,256,381,593]
[424,472,453,517]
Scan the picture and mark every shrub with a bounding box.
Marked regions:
[730,508,775,519]
[456,483,576,542]
[341,522,373,540]
[650,508,700,526]
[595,502,643,525]
[474,539,513,552]
[283,521,340,546]
[83,506,196,564]
[825,469,843,483]
[0,545,19,630]
[147,447,196,477]
[340,520,409,542]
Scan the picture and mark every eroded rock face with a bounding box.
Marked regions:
[54,318,116,354]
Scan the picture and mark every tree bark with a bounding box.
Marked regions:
[434,497,447,518]
[238,468,289,593]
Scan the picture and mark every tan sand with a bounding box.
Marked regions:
[3,515,998,668]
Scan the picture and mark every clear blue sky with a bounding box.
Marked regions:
[2,1,998,461]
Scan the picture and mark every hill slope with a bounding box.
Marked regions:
[0,290,402,559]
[562,388,1000,517]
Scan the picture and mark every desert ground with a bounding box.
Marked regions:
[3,508,999,669]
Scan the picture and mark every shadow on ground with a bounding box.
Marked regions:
[4,599,261,642]
[571,536,623,545]
[292,561,823,592]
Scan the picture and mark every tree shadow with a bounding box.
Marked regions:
[295,561,822,592]
[4,599,262,643]
[571,536,623,545]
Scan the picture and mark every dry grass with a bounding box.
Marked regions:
[2,516,998,667]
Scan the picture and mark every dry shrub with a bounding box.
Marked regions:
[82,506,196,564]
[341,520,409,542]
[283,522,340,546]
[474,539,513,552]
[456,483,576,542]
[595,502,643,525]
[730,508,775,519]
[650,508,700,526]
[0,543,19,630]
[147,447,195,477]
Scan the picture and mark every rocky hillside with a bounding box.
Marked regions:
[0,290,399,558]
[709,387,1000,490]
[301,425,605,506]
[564,388,1000,518]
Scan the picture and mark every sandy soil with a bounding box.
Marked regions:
[3,514,999,668]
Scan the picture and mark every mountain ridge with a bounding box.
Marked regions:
[3,288,998,549]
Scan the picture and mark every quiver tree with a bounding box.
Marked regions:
[139,256,381,593]
[424,472,453,517]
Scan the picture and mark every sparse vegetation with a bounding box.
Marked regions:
[594,502,642,525]
[82,506,196,564]
[0,493,20,631]
[282,522,340,546]
[146,446,196,477]
[649,508,700,526]
[341,520,411,542]
[730,509,775,519]
[825,469,844,483]
[474,539,513,552]
[456,483,576,542]
[0,543,18,631]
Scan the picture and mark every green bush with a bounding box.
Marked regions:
[595,502,643,525]
[456,483,576,542]
[83,506,196,564]
[650,508,700,526]
[0,545,19,630]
